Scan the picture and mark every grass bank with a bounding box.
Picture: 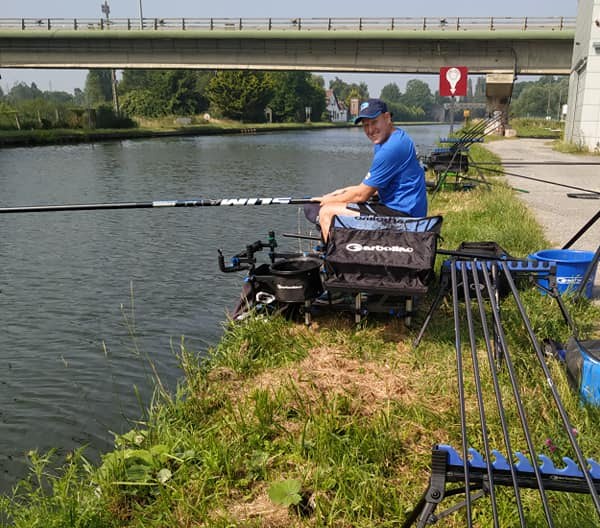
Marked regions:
[0,120,352,148]
[0,119,438,148]
[1,144,600,527]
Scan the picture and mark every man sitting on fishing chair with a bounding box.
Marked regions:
[314,99,427,241]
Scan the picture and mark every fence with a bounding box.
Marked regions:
[0,16,575,33]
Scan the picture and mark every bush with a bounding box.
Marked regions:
[94,104,136,129]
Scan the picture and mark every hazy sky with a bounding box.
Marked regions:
[0,0,578,96]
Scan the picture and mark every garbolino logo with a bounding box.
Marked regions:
[346,243,413,253]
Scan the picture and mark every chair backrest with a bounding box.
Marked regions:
[324,215,443,295]
[331,215,443,234]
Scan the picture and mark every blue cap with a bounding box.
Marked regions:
[354,98,388,124]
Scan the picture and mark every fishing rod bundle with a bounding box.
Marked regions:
[422,114,504,193]
[406,258,600,527]
[469,162,600,199]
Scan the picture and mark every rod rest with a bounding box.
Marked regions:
[438,444,600,483]
[438,137,484,143]
[218,232,278,273]
[439,257,556,278]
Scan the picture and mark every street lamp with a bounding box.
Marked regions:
[100,1,119,113]
[101,1,110,22]
[139,0,144,29]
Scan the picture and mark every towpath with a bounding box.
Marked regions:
[483,138,599,297]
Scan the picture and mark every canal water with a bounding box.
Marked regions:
[0,125,448,492]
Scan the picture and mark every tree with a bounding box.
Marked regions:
[84,70,113,106]
[379,83,402,103]
[118,70,152,94]
[207,70,273,122]
[510,77,569,119]
[269,72,326,122]
[401,79,434,118]
[44,91,74,104]
[73,88,86,106]
[7,82,43,102]
[119,70,211,117]
[120,89,164,118]
[151,70,207,115]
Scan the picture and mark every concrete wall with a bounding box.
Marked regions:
[565,0,600,151]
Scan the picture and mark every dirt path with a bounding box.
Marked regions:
[483,138,599,296]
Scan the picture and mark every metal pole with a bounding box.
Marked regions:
[449,96,456,135]
[111,69,119,114]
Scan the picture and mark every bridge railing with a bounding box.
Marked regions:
[0,16,575,33]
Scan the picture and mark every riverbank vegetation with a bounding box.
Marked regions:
[1,144,599,526]
[0,70,568,135]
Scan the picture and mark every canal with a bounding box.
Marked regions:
[0,125,448,492]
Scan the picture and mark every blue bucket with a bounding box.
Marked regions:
[530,249,598,299]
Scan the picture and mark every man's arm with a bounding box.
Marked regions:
[317,183,376,205]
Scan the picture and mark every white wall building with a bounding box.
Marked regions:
[325,90,348,122]
[565,0,600,151]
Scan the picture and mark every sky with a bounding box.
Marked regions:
[0,0,578,97]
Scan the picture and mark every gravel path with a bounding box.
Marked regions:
[482,138,599,297]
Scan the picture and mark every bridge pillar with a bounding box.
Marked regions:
[565,0,600,151]
[485,72,515,135]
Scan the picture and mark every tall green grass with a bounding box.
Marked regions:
[2,144,600,527]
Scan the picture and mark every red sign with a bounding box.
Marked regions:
[439,66,468,97]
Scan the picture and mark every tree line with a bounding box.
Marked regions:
[0,69,569,131]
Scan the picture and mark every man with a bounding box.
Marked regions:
[315,98,427,240]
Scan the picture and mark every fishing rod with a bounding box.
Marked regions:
[0,196,319,214]
[455,115,502,145]
[562,209,600,249]
[448,173,529,193]
[470,163,600,195]
[475,161,600,166]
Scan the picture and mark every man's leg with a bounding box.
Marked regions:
[318,203,359,242]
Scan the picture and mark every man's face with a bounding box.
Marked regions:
[361,112,393,145]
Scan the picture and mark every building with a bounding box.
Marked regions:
[325,90,348,122]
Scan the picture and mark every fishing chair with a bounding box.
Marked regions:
[320,215,443,324]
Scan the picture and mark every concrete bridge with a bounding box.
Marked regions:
[1,11,599,150]
[0,16,575,74]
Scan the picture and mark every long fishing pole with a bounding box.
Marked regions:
[458,115,498,140]
[0,196,319,214]
[562,209,600,249]
[457,115,501,145]
[453,173,529,193]
[460,263,500,527]
[470,264,526,527]
[470,163,600,195]
[475,161,600,166]
[480,264,555,526]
